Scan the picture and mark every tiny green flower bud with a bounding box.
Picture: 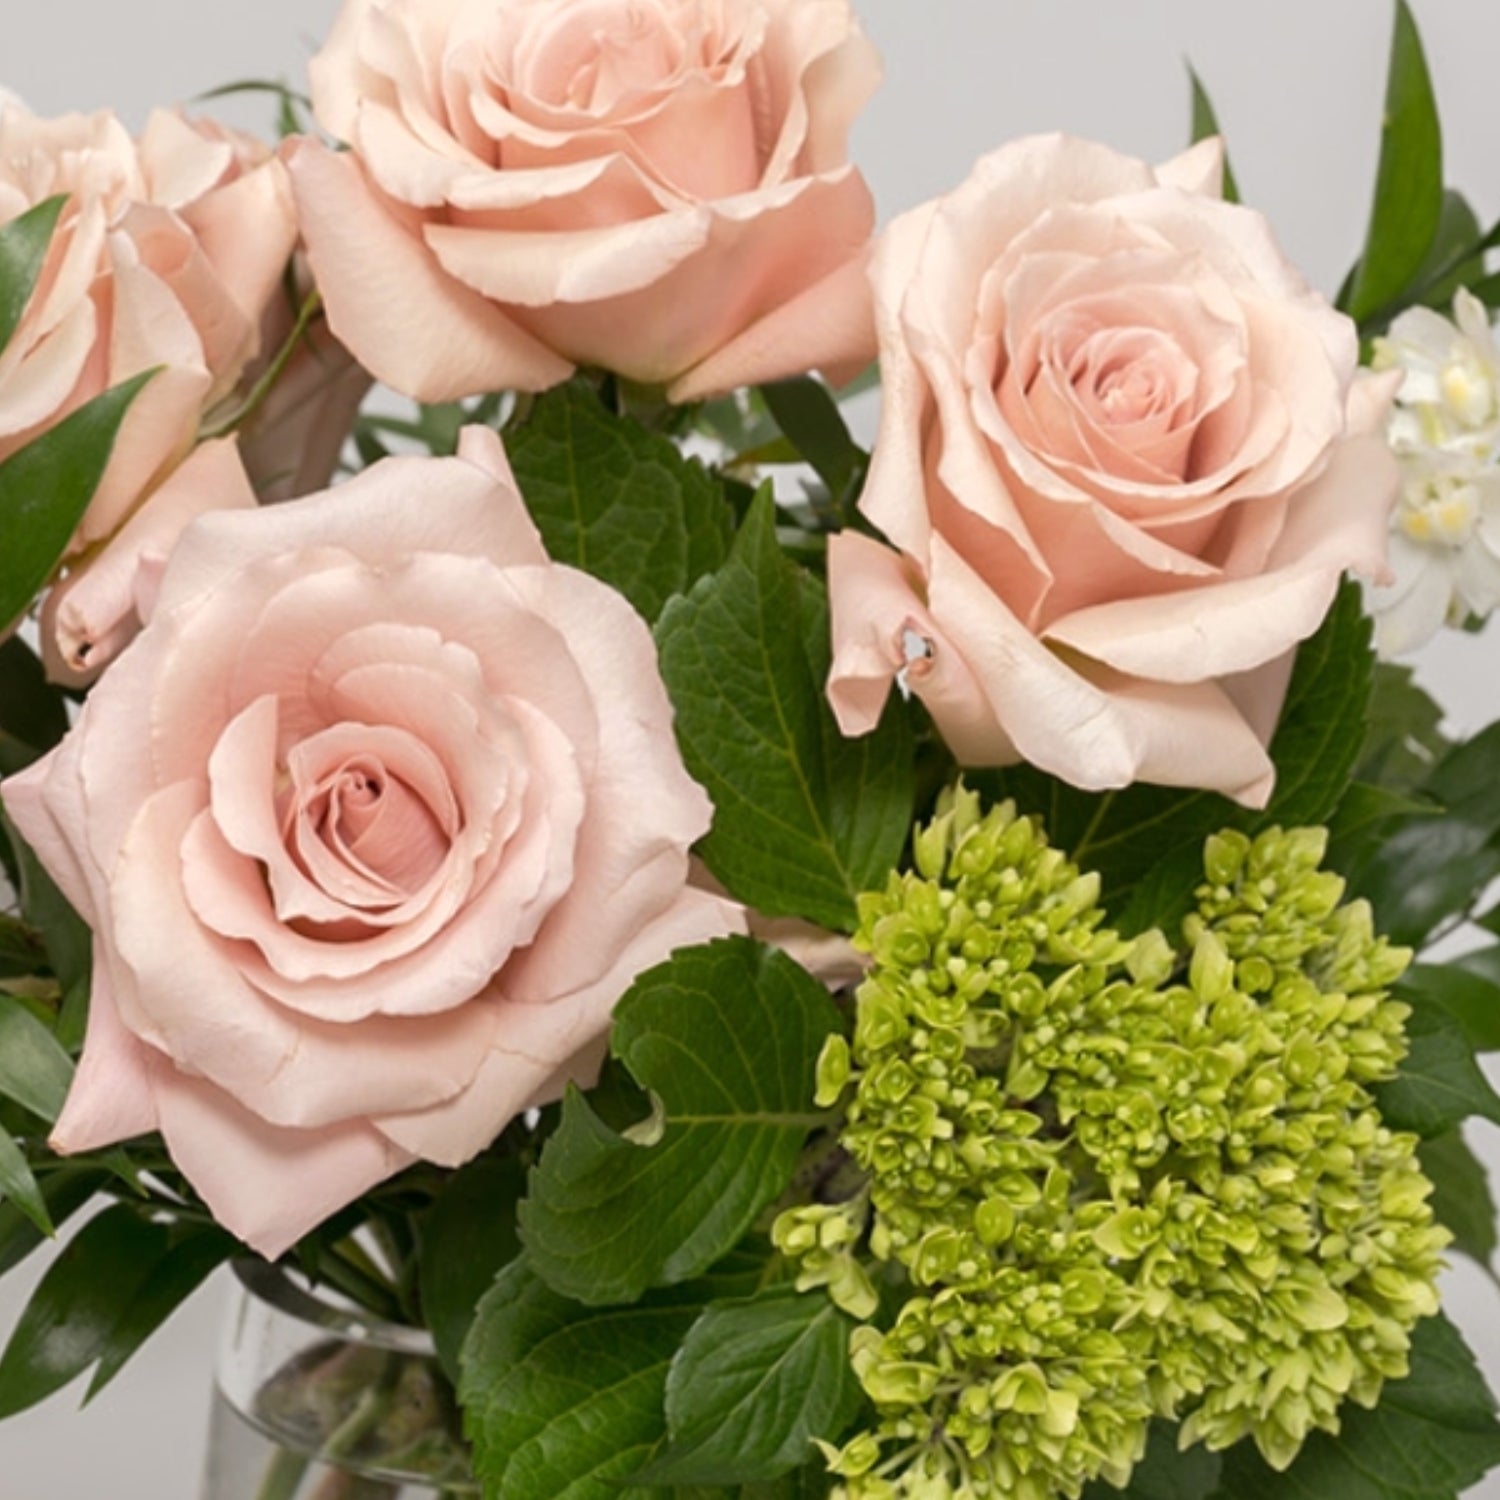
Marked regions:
[816,1033,853,1107]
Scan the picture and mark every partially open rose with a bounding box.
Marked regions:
[2,427,736,1255]
[288,0,880,402]
[829,135,1400,805]
[0,100,295,549]
[0,99,298,674]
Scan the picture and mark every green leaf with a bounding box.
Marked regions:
[419,1153,526,1383]
[1186,66,1241,205]
[1373,993,1500,1137]
[0,1168,107,1279]
[1423,720,1500,819]
[1240,581,1376,827]
[760,377,864,501]
[1412,190,1486,312]
[0,635,68,774]
[990,580,1372,937]
[634,1288,864,1487]
[195,78,312,139]
[1324,783,1440,894]
[0,1133,51,1237]
[1356,662,1450,793]
[1083,1419,1222,1500]
[505,380,735,623]
[0,914,45,980]
[1352,721,1500,946]
[519,937,839,1306]
[1211,1313,1500,1500]
[0,1203,168,1417]
[1398,960,1500,1053]
[656,491,914,931]
[1353,815,1500,949]
[1419,1130,1497,1273]
[84,1223,235,1400]
[1345,0,1444,326]
[462,1257,718,1500]
[0,197,65,357]
[0,371,157,632]
[0,995,74,1122]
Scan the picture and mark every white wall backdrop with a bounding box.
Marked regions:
[2,2,1499,1496]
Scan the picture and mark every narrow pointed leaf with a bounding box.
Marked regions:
[760,377,864,501]
[0,196,65,356]
[1186,65,1241,204]
[0,1133,51,1237]
[1345,0,1443,324]
[0,1204,168,1417]
[0,370,156,631]
[84,1224,236,1399]
[0,995,74,1122]
[1411,190,1485,312]
[0,1168,108,1278]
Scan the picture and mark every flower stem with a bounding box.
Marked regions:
[254,1447,311,1500]
[201,289,323,441]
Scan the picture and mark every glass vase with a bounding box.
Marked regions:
[200,1259,478,1500]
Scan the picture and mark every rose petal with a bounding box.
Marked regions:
[48,963,159,1154]
[285,138,573,402]
[373,886,743,1164]
[153,1073,414,1258]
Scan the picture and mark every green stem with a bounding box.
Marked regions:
[255,1446,312,1500]
[312,1243,403,1324]
[201,290,323,441]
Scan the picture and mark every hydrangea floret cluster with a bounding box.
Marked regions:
[776,787,1448,1500]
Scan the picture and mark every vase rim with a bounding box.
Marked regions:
[230,1256,437,1356]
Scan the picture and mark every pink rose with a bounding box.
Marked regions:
[0,101,296,549]
[0,100,298,674]
[828,135,1400,806]
[2,427,737,1256]
[287,0,881,403]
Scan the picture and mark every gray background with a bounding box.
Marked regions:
[3,2,1499,1496]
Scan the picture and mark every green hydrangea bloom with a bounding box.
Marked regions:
[779,788,1448,1499]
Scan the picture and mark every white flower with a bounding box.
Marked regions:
[1366,445,1500,656]
[1367,289,1500,656]
[1373,288,1500,461]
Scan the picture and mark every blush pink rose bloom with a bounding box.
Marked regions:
[0,100,298,674]
[828,135,1401,806]
[2,426,738,1256]
[287,0,881,403]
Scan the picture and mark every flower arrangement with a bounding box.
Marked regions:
[0,2,1497,1498]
